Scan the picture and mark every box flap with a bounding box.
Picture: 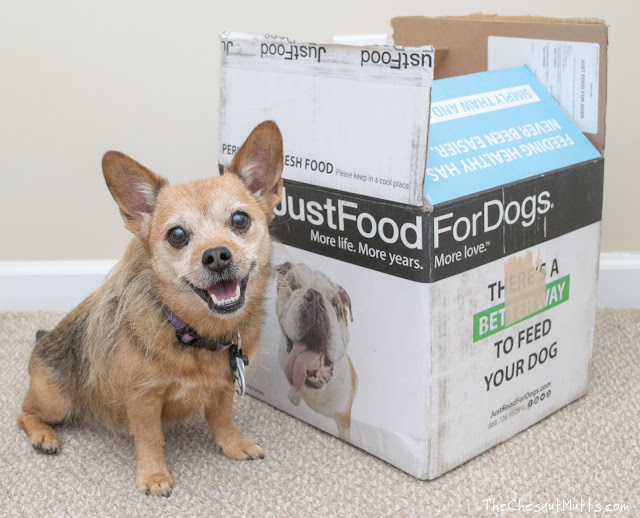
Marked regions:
[218,33,434,206]
[425,66,600,205]
[391,15,608,154]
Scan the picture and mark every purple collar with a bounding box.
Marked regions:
[162,306,250,395]
[162,306,232,351]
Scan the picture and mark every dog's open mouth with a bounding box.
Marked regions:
[190,277,248,314]
[285,339,334,390]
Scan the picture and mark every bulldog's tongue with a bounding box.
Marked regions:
[285,341,322,391]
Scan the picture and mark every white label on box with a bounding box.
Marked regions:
[487,36,599,134]
[430,85,540,123]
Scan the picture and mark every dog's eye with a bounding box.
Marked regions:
[167,227,189,248]
[231,211,250,231]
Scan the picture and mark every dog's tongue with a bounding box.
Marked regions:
[285,341,322,391]
[207,279,240,301]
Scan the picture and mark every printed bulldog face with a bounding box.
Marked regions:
[275,263,352,391]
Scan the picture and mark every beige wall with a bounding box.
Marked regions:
[1,0,635,260]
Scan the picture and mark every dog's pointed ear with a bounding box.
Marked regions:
[336,285,353,323]
[102,151,168,237]
[226,121,283,218]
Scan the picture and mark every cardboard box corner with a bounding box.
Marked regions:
[391,14,608,155]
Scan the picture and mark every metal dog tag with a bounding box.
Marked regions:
[233,358,246,396]
[229,338,249,396]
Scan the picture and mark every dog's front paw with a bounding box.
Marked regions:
[30,428,62,455]
[215,427,264,461]
[18,414,62,455]
[136,471,174,497]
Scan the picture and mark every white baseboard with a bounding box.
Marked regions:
[597,253,640,308]
[0,254,638,311]
[0,260,117,311]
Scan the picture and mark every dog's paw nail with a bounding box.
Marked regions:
[138,473,174,496]
[32,443,59,455]
[216,433,263,461]
[258,454,265,460]
[162,491,172,498]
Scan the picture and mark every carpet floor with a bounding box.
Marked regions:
[0,310,638,517]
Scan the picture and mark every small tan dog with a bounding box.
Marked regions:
[17,121,283,496]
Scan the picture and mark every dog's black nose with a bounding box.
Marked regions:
[304,288,325,308]
[202,247,232,272]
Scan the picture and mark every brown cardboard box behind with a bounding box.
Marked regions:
[392,14,608,154]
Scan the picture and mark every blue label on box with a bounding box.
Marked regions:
[425,66,600,205]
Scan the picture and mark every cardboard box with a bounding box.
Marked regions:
[217,33,604,479]
[391,14,608,154]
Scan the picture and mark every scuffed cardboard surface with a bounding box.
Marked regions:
[503,250,546,326]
